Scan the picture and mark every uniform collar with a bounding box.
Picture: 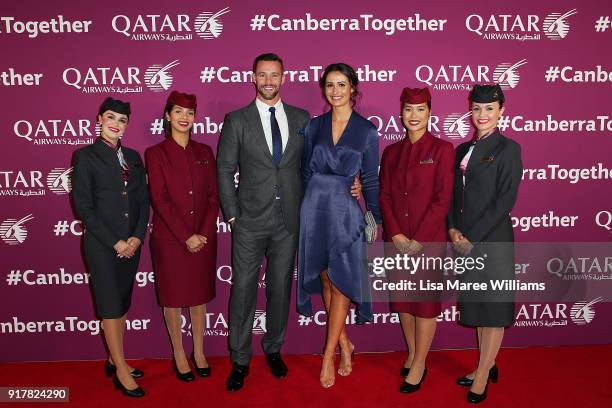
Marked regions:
[404,130,432,147]
[164,135,192,151]
[472,127,498,144]
[97,135,121,151]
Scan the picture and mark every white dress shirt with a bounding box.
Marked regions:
[255,97,289,155]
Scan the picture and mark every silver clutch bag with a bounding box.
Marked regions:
[364,211,377,244]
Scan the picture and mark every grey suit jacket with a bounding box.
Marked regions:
[216,100,310,234]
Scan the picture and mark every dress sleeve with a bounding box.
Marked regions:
[301,119,315,188]
[361,126,382,224]
[447,145,463,231]
[201,146,220,237]
[466,141,523,242]
[133,152,150,241]
[70,149,119,249]
[379,147,402,238]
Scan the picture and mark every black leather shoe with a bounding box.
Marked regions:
[457,365,498,387]
[399,367,427,393]
[400,366,410,378]
[191,352,211,378]
[105,360,144,379]
[265,352,288,378]
[172,359,195,382]
[467,380,489,404]
[112,375,145,398]
[226,364,249,392]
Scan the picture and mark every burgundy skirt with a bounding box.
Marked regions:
[151,237,216,307]
[387,242,443,318]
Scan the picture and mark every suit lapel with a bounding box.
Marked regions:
[246,102,273,162]
[464,131,501,186]
[123,149,141,187]
[92,139,124,187]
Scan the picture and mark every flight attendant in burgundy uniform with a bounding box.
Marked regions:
[379,87,454,393]
[146,91,219,382]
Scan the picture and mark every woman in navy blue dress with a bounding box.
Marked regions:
[298,63,381,388]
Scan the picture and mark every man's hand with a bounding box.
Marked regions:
[351,177,362,199]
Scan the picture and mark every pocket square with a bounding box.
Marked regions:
[419,158,434,164]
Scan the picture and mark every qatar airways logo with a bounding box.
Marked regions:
[542,10,578,40]
[217,264,266,288]
[0,214,34,245]
[184,310,265,337]
[0,168,73,197]
[570,297,602,325]
[1,170,45,197]
[14,119,98,146]
[415,60,528,90]
[466,9,577,41]
[111,8,230,41]
[252,311,267,335]
[62,60,180,93]
[443,112,472,139]
[46,167,73,195]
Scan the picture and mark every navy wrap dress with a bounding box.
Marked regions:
[297,110,381,323]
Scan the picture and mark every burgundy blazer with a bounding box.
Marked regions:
[145,138,219,243]
[379,132,454,243]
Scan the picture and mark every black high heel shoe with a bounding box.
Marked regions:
[467,378,489,404]
[399,367,427,393]
[457,365,498,387]
[173,359,195,382]
[400,366,410,378]
[191,352,211,377]
[105,360,144,378]
[112,374,145,398]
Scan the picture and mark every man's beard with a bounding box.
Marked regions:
[257,85,279,100]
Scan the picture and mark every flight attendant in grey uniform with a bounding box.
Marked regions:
[71,97,150,398]
[447,85,523,404]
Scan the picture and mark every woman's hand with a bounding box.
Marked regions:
[114,240,134,258]
[391,234,411,253]
[449,229,473,255]
[186,234,204,253]
[406,239,423,256]
[127,237,141,250]
[449,228,463,243]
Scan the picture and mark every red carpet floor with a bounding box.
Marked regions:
[1,345,611,407]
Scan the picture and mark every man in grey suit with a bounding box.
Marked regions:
[217,53,310,391]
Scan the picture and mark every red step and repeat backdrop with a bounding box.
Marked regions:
[1,0,611,362]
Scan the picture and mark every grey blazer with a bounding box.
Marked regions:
[447,130,523,243]
[216,101,310,234]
